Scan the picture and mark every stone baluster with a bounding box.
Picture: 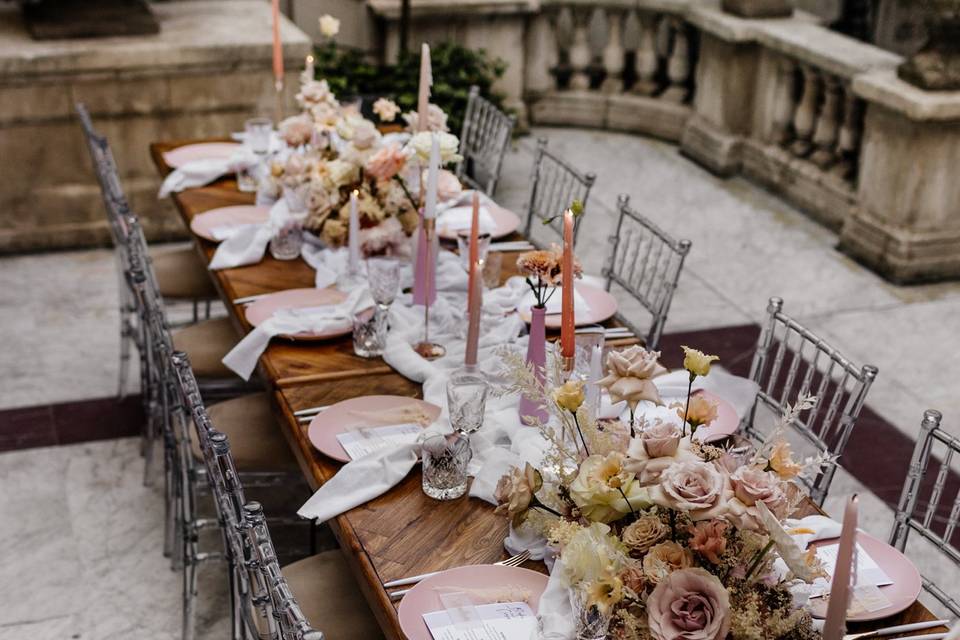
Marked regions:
[811,75,842,169]
[569,8,592,90]
[621,9,641,92]
[601,9,626,93]
[632,13,660,96]
[769,57,798,146]
[661,18,692,103]
[789,65,822,158]
[586,6,610,91]
[553,7,576,90]
[831,85,863,183]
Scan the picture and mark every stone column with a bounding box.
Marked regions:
[840,69,960,282]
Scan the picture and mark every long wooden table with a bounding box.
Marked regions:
[151,140,944,639]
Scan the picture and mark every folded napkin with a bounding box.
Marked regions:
[301,246,367,290]
[654,367,760,419]
[222,287,373,380]
[538,558,577,640]
[437,205,497,235]
[159,149,260,198]
[784,515,843,548]
[519,287,590,316]
[209,199,293,270]
[211,222,262,242]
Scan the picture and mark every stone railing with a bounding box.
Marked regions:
[525,0,698,141]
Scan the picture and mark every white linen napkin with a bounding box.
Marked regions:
[538,558,576,640]
[209,199,293,270]
[222,287,373,380]
[158,149,259,198]
[519,287,590,316]
[301,246,364,290]
[653,367,760,419]
[784,515,843,548]
[437,206,497,235]
[211,223,261,242]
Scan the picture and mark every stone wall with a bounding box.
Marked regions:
[0,1,310,252]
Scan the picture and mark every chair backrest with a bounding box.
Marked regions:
[171,352,281,638]
[244,502,324,640]
[890,410,960,617]
[604,194,691,350]
[743,297,878,505]
[75,103,130,245]
[455,85,516,196]
[523,138,596,247]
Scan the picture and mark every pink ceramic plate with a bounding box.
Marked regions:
[807,531,922,622]
[518,283,619,328]
[691,390,740,444]
[190,205,270,242]
[397,564,549,640]
[244,288,356,341]
[308,395,441,463]
[437,203,522,241]
[162,142,241,169]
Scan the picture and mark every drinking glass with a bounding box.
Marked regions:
[574,327,605,379]
[236,164,258,192]
[283,183,310,216]
[481,251,503,289]
[367,257,401,309]
[352,310,386,358]
[269,218,304,260]
[456,231,492,272]
[245,117,273,155]
[446,369,489,436]
[421,433,471,500]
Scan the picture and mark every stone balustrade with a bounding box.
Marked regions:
[525,0,698,141]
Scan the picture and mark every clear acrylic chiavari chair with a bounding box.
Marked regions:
[523,138,596,248]
[743,297,879,505]
[603,194,691,350]
[890,410,960,617]
[455,85,516,196]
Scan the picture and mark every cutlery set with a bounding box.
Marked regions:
[384,550,531,601]
[843,619,953,639]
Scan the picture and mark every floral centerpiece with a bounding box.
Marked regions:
[261,41,463,257]
[494,346,834,640]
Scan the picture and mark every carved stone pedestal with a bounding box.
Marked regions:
[720,0,792,19]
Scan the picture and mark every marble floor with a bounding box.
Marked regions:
[1,126,959,635]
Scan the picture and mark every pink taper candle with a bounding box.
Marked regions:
[823,495,859,640]
[417,43,432,132]
[465,192,482,367]
[560,209,575,361]
[271,0,284,91]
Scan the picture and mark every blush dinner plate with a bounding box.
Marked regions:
[437,203,522,241]
[308,395,441,463]
[397,564,549,640]
[807,530,922,622]
[244,288,357,341]
[162,142,241,169]
[518,283,619,328]
[190,205,270,242]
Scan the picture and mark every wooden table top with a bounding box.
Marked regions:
[151,139,944,639]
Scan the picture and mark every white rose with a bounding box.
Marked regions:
[326,159,359,188]
[319,14,340,38]
[408,131,462,164]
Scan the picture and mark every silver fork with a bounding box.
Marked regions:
[843,619,952,640]
[386,550,531,599]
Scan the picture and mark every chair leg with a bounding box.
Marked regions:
[204,299,211,320]
[163,437,176,559]
[192,299,199,323]
[142,406,157,487]
[118,315,133,400]
[182,557,198,640]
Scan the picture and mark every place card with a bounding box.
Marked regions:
[422,602,537,640]
[809,543,893,597]
[848,584,893,615]
[335,423,422,460]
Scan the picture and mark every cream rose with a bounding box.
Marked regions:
[598,346,667,411]
[569,453,650,523]
[647,568,730,640]
[297,80,335,108]
[318,14,340,38]
[642,541,694,584]
[409,131,462,164]
[326,159,360,188]
[640,420,682,458]
[553,380,585,413]
[730,466,789,518]
[621,515,669,554]
[494,463,542,525]
[373,97,400,122]
[650,460,730,520]
[279,114,314,147]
